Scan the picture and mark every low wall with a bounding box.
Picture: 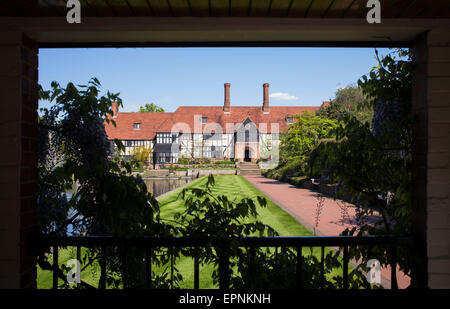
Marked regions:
[141,170,170,177]
[137,169,238,178]
[176,169,239,177]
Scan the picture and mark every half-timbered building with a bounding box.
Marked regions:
[105,83,321,165]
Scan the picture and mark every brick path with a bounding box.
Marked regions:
[243,175,411,289]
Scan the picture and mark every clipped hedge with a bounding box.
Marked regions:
[214,160,234,165]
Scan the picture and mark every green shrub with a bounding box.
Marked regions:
[198,158,211,164]
[290,176,308,187]
[178,157,190,165]
[265,156,307,182]
[214,160,234,165]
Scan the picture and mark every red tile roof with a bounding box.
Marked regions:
[105,112,172,140]
[321,101,331,108]
[104,106,320,140]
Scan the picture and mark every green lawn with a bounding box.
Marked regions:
[38,175,346,289]
[158,175,313,237]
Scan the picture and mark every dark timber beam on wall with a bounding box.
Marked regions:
[1,17,449,47]
[37,40,410,48]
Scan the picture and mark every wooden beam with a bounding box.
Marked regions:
[267,0,291,18]
[4,16,446,46]
[382,0,413,18]
[189,0,209,17]
[147,0,172,16]
[38,40,410,49]
[0,1,21,15]
[287,0,312,17]
[81,0,112,17]
[126,0,153,17]
[426,0,450,19]
[125,0,137,16]
[102,0,118,16]
[210,0,229,17]
[168,0,191,17]
[342,0,356,17]
[286,0,294,17]
[7,0,39,16]
[322,0,336,18]
[323,0,354,18]
[248,0,270,17]
[304,0,314,17]
[342,0,366,18]
[103,0,135,16]
[307,0,337,18]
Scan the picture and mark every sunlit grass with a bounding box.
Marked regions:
[38,175,350,289]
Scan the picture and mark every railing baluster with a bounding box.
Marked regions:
[343,245,349,289]
[218,249,229,289]
[320,246,324,289]
[296,246,303,289]
[121,246,128,289]
[52,245,58,290]
[170,249,174,289]
[35,235,413,291]
[146,247,152,288]
[248,247,256,288]
[194,248,199,290]
[76,246,81,289]
[365,246,373,289]
[274,246,278,272]
[390,245,398,289]
[99,246,106,289]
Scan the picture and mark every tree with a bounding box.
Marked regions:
[131,145,152,167]
[139,102,165,113]
[317,85,373,124]
[37,78,370,289]
[265,112,338,181]
[37,78,176,288]
[279,111,338,164]
[173,175,363,289]
[311,48,415,286]
[37,79,294,288]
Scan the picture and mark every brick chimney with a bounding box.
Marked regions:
[263,83,269,113]
[111,101,119,118]
[223,83,230,113]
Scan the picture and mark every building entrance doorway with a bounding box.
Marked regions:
[244,148,251,162]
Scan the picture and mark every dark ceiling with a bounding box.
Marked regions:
[2,0,450,19]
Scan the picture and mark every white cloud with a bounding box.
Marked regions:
[269,92,298,101]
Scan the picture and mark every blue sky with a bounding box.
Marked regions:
[38,47,390,112]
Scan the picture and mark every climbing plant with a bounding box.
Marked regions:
[37,78,177,288]
[311,48,414,286]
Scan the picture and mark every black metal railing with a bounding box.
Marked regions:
[36,235,413,290]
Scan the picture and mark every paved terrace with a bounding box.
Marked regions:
[243,175,410,289]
